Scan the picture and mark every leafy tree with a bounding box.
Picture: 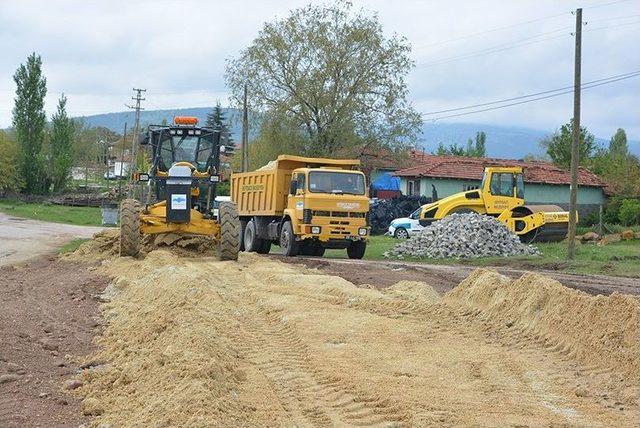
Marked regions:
[543,119,596,169]
[12,53,48,194]
[225,1,421,157]
[619,198,640,226]
[434,131,486,157]
[206,103,236,154]
[50,94,75,192]
[0,131,23,195]
[609,128,628,158]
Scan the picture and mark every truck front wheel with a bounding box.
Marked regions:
[280,221,299,257]
[347,240,366,259]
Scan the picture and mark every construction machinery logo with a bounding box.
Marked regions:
[171,194,187,210]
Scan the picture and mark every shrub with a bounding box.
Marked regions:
[619,199,640,226]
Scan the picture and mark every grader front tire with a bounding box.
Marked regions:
[119,198,141,257]
[218,202,239,261]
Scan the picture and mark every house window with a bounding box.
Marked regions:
[407,179,421,196]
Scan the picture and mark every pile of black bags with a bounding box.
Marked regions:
[369,195,430,235]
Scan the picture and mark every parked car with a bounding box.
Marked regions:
[388,207,424,238]
[212,195,231,219]
[104,171,118,180]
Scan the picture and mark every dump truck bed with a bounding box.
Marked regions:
[231,155,361,217]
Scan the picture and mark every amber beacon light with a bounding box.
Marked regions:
[174,116,198,125]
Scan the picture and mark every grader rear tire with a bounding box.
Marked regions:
[119,198,141,257]
[217,202,239,261]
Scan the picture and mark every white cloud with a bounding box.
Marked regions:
[0,0,638,139]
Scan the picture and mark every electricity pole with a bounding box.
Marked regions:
[117,122,127,200]
[567,8,582,260]
[126,88,146,187]
[241,83,249,172]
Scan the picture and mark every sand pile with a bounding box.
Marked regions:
[72,229,216,259]
[73,251,253,426]
[447,269,640,385]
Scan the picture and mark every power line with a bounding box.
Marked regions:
[421,70,640,115]
[423,71,640,121]
[584,0,632,9]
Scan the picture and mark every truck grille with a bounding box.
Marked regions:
[313,210,366,218]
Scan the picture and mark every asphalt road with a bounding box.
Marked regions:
[0,212,104,266]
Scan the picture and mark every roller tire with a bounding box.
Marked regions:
[280,221,299,257]
[217,202,239,261]
[347,240,366,259]
[119,198,141,257]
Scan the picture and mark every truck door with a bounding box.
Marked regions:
[290,172,306,225]
[486,172,517,214]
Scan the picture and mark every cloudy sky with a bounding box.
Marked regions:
[0,0,638,139]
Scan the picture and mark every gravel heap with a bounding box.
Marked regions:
[384,213,540,259]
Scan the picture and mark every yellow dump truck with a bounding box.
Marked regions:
[231,155,370,258]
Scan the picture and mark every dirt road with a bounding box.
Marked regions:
[68,247,638,427]
[0,212,104,266]
[283,255,640,296]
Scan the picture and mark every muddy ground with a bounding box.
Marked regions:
[0,256,110,427]
[280,255,640,296]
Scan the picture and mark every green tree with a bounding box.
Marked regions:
[0,131,23,195]
[609,128,628,158]
[433,132,486,157]
[543,119,596,169]
[225,1,421,158]
[12,52,48,194]
[474,131,486,157]
[619,199,640,226]
[50,94,75,192]
[206,103,236,154]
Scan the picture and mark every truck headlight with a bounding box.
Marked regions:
[311,226,321,234]
[358,227,368,236]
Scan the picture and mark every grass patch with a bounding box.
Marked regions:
[0,200,103,226]
[324,235,640,278]
[58,238,90,254]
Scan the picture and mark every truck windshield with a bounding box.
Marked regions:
[158,134,213,171]
[308,171,365,195]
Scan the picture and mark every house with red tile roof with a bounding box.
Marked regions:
[392,151,606,217]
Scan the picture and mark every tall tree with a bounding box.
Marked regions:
[12,53,48,194]
[474,131,486,157]
[206,103,236,154]
[434,131,486,157]
[543,119,596,169]
[50,94,75,192]
[609,128,628,158]
[225,1,421,157]
[0,131,23,195]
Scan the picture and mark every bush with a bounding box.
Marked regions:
[619,199,640,226]
[603,196,624,224]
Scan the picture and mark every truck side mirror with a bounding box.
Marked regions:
[289,180,297,195]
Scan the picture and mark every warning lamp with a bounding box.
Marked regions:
[174,116,198,125]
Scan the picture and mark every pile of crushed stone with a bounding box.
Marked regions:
[446,269,640,402]
[72,229,216,258]
[385,213,539,259]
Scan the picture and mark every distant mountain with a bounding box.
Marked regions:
[75,108,639,158]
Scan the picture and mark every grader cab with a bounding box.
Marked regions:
[119,116,239,260]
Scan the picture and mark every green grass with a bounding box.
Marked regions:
[0,200,103,226]
[324,235,640,278]
[58,238,90,254]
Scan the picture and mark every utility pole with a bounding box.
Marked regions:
[241,83,249,172]
[117,122,127,200]
[567,8,582,260]
[127,88,147,197]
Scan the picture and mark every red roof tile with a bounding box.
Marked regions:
[393,151,604,188]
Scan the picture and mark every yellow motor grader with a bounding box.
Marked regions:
[119,116,239,260]
[416,166,570,243]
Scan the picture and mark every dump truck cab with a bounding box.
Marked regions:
[286,166,369,243]
[415,166,569,243]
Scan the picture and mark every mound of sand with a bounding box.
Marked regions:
[446,269,640,381]
[72,229,216,259]
[384,280,441,305]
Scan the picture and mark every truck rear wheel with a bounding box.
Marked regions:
[217,202,239,261]
[119,198,141,257]
[280,221,299,257]
[257,240,272,254]
[347,240,366,259]
[239,219,248,251]
[244,219,259,252]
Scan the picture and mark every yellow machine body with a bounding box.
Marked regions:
[140,200,221,238]
[418,166,571,242]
